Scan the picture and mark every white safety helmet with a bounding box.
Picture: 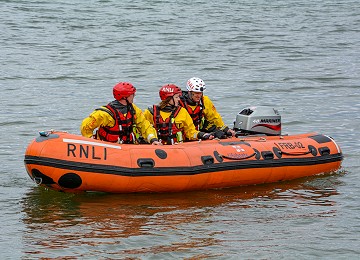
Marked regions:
[186,77,206,92]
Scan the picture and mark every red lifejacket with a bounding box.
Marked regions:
[97,101,136,143]
[152,105,183,145]
[179,97,204,130]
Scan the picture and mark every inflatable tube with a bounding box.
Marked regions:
[24,131,343,193]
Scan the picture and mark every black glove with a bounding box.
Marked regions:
[222,126,233,136]
[197,132,212,140]
[214,129,227,139]
[150,138,159,144]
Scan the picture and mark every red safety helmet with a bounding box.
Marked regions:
[113,82,136,100]
[159,84,182,101]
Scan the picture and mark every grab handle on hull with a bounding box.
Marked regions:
[137,158,155,168]
[261,151,274,160]
[318,147,330,156]
[201,156,214,165]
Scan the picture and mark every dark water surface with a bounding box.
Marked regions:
[1,0,359,258]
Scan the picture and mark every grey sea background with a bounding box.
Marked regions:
[1,0,359,259]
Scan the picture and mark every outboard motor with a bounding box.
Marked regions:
[234,106,281,136]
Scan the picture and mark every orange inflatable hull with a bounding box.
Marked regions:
[24,131,343,193]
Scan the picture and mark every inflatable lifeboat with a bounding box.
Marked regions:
[23,107,343,193]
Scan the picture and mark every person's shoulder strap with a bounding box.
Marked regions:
[128,103,136,115]
[200,96,206,109]
[127,103,137,124]
[153,105,160,124]
[178,97,185,107]
[173,106,182,118]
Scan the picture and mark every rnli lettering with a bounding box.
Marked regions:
[67,143,107,160]
[277,142,305,149]
[227,153,249,159]
[163,87,174,92]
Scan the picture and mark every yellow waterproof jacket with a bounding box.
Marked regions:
[182,95,227,131]
[144,106,200,141]
[81,103,157,143]
[202,95,226,129]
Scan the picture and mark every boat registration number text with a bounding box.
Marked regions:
[276,142,305,150]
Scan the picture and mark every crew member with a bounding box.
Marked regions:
[81,82,161,145]
[180,77,236,138]
[144,84,213,145]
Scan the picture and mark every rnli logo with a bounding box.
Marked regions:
[163,87,175,92]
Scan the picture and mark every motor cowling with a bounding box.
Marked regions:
[234,106,281,136]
